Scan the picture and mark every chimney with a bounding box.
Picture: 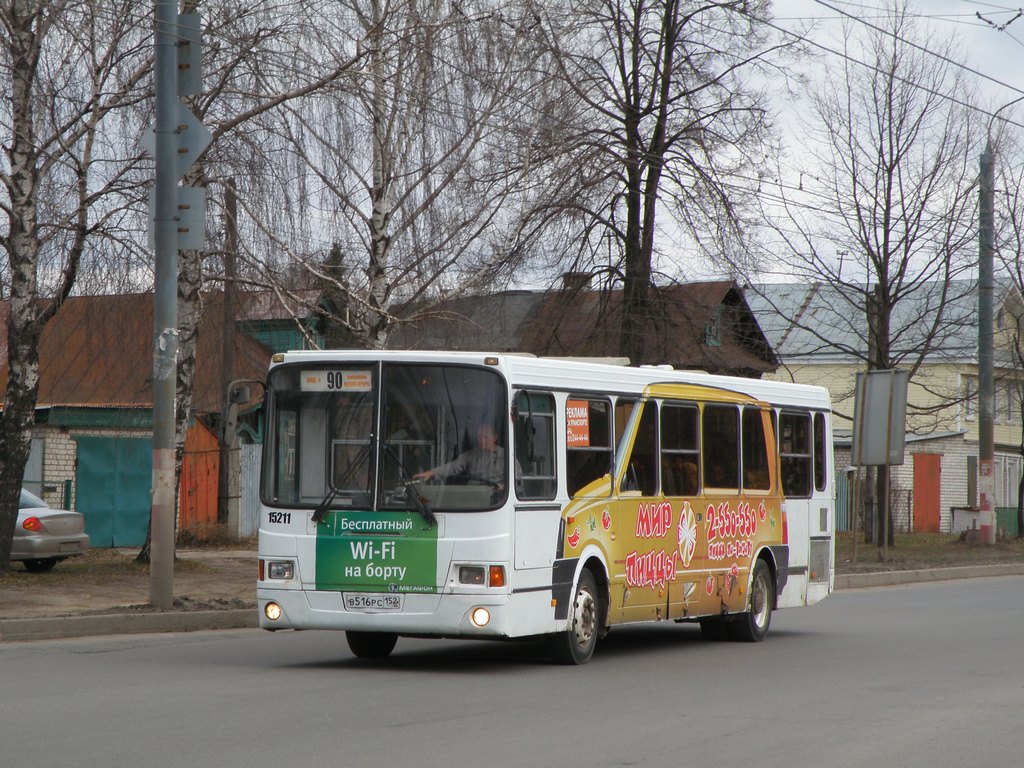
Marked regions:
[561,272,592,291]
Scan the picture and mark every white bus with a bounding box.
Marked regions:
[257,351,834,663]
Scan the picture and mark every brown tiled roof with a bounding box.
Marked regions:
[389,281,777,376]
[235,289,326,323]
[0,293,271,412]
[522,281,777,374]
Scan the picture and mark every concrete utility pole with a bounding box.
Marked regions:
[978,140,995,545]
[978,99,1024,544]
[150,0,179,607]
[148,4,208,604]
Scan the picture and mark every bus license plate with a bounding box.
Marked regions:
[344,593,403,612]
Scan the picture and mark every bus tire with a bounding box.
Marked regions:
[549,569,599,665]
[346,630,398,659]
[699,619,728,641]
[728,559,774,642]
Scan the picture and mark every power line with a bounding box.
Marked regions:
[758,4,1024,132]
[812,0,1024,97]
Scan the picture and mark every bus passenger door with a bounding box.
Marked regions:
[614,401,676,622]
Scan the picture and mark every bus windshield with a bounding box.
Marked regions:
[262,362,508,512]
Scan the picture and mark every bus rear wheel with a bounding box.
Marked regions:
[346,630,398,659]
[728,559,774,642]
[549,569,599,665]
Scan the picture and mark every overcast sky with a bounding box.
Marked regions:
[777,1,1024,109]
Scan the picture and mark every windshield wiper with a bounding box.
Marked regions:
[310,485,339,525]
[383,443,436,528]
[311,442,370,524]
[404,479,436,528]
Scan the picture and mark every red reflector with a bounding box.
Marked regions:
[22,516,44,532]
[488,565,506,588]
[258,559,265,581]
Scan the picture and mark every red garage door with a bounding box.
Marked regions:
[913,453,941,533]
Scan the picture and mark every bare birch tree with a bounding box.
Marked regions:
[167,2,367,508]
[0,0,151,572]
[229,0,565,349]
[749,2,980,546]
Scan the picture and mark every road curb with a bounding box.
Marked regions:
[5,564,1024,642]
[835,562,1024,590]
[0,609,257,642]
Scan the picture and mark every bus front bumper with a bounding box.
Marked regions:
[258,587,513,638]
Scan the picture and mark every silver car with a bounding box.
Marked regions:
[13,489,90,572]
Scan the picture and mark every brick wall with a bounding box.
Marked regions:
[36,425,152,510]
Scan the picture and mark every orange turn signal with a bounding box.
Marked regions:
[488,565,506,588]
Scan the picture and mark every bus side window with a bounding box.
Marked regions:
[566,398,612,496]
[703,404,739,489]
[514,391,557,500]
[272,408,298,503]
[814,412,827,492]
[742,406,771,491]
[661,403,699,496]
[779,411,811,497]
[620,401,657,495]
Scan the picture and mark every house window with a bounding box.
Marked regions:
[965,377,976,422]
[704,306,722,347]
[996,454,1022,508]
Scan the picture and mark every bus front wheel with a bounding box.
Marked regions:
[346,630,398,659]
[728,559,774,642]
[549,569,599,665]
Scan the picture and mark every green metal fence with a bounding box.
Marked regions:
[996,507,1021,538]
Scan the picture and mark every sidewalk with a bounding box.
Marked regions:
[0,548,257,642]
[834,561,1024,589]
[3,557,1024,643]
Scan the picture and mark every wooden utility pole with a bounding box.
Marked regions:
[219,179,238,528]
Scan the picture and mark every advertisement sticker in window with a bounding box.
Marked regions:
[567,399,591,447]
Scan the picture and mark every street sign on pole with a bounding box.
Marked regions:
[177,13,202,96]
[140,103,211,181]
[147,186,206,251]
[851,369,909,467]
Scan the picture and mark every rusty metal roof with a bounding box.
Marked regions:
[389,281,777,376]
[0,293,271,413]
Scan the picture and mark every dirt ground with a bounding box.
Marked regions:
[3,532,1024,620]
[834,531,1024,573]
[0,546,256,619]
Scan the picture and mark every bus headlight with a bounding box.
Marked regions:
[470,607,491,628]
[264,602,283,621]
[459,566,485,585]
[266,561,294,580]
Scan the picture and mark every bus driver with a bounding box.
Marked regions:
[414,424,506,490]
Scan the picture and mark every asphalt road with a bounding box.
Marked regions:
[4,576,1023,768]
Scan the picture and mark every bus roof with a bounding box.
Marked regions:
[269,350,831,411]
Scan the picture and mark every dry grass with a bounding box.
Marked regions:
[0,546,215,586]
[836,531,1024,572]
